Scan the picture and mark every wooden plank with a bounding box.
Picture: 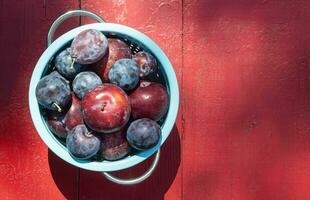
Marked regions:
[0,0,80,199]
[183,0,310,199]
[79,0,183,199]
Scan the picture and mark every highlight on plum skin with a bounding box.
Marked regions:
[70,29,108,65]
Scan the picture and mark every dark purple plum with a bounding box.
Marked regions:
[66,124,101,160]
[71,29,108,64]
[35,72,71,112]
[46,111,67,138]
[64,93,84,131]
[133,51,157,78]
[72,71,102,99]
[108,58,139,91]
[55,48,86,79]
[126,118,161,150]
[100,129,131,160]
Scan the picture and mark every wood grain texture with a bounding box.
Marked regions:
[79,1,183,199]
[183,0,310,199]
[0,0,80,199]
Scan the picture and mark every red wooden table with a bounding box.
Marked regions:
[1,0,310,199]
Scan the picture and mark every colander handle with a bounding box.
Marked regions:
[102,149,160,185]
[47,10,106,46]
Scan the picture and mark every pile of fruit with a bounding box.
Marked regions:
[35,29,169,161]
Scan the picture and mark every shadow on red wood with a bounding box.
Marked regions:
[48,150,79,199]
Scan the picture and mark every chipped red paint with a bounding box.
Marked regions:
[2,0,310,199]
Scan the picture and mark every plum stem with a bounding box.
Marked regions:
[70,57,76,69]
[101,102,107,112]
[85,131,93,137]
[53,102,62,112]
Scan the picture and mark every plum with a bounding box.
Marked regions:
[100,129,131,161]
[55,48,85,79]
[66,124,101,160]
[46,111,67,138]
[64,93,84,131]
[130,81,168,121]
[35,71,71,112]
[72,71,102,99]
[71,29,108,64]
[101,38,132,81]
[133,51,157,78]
[108,58,139,91]
[82,84,131,133]
[126,118,161,150]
